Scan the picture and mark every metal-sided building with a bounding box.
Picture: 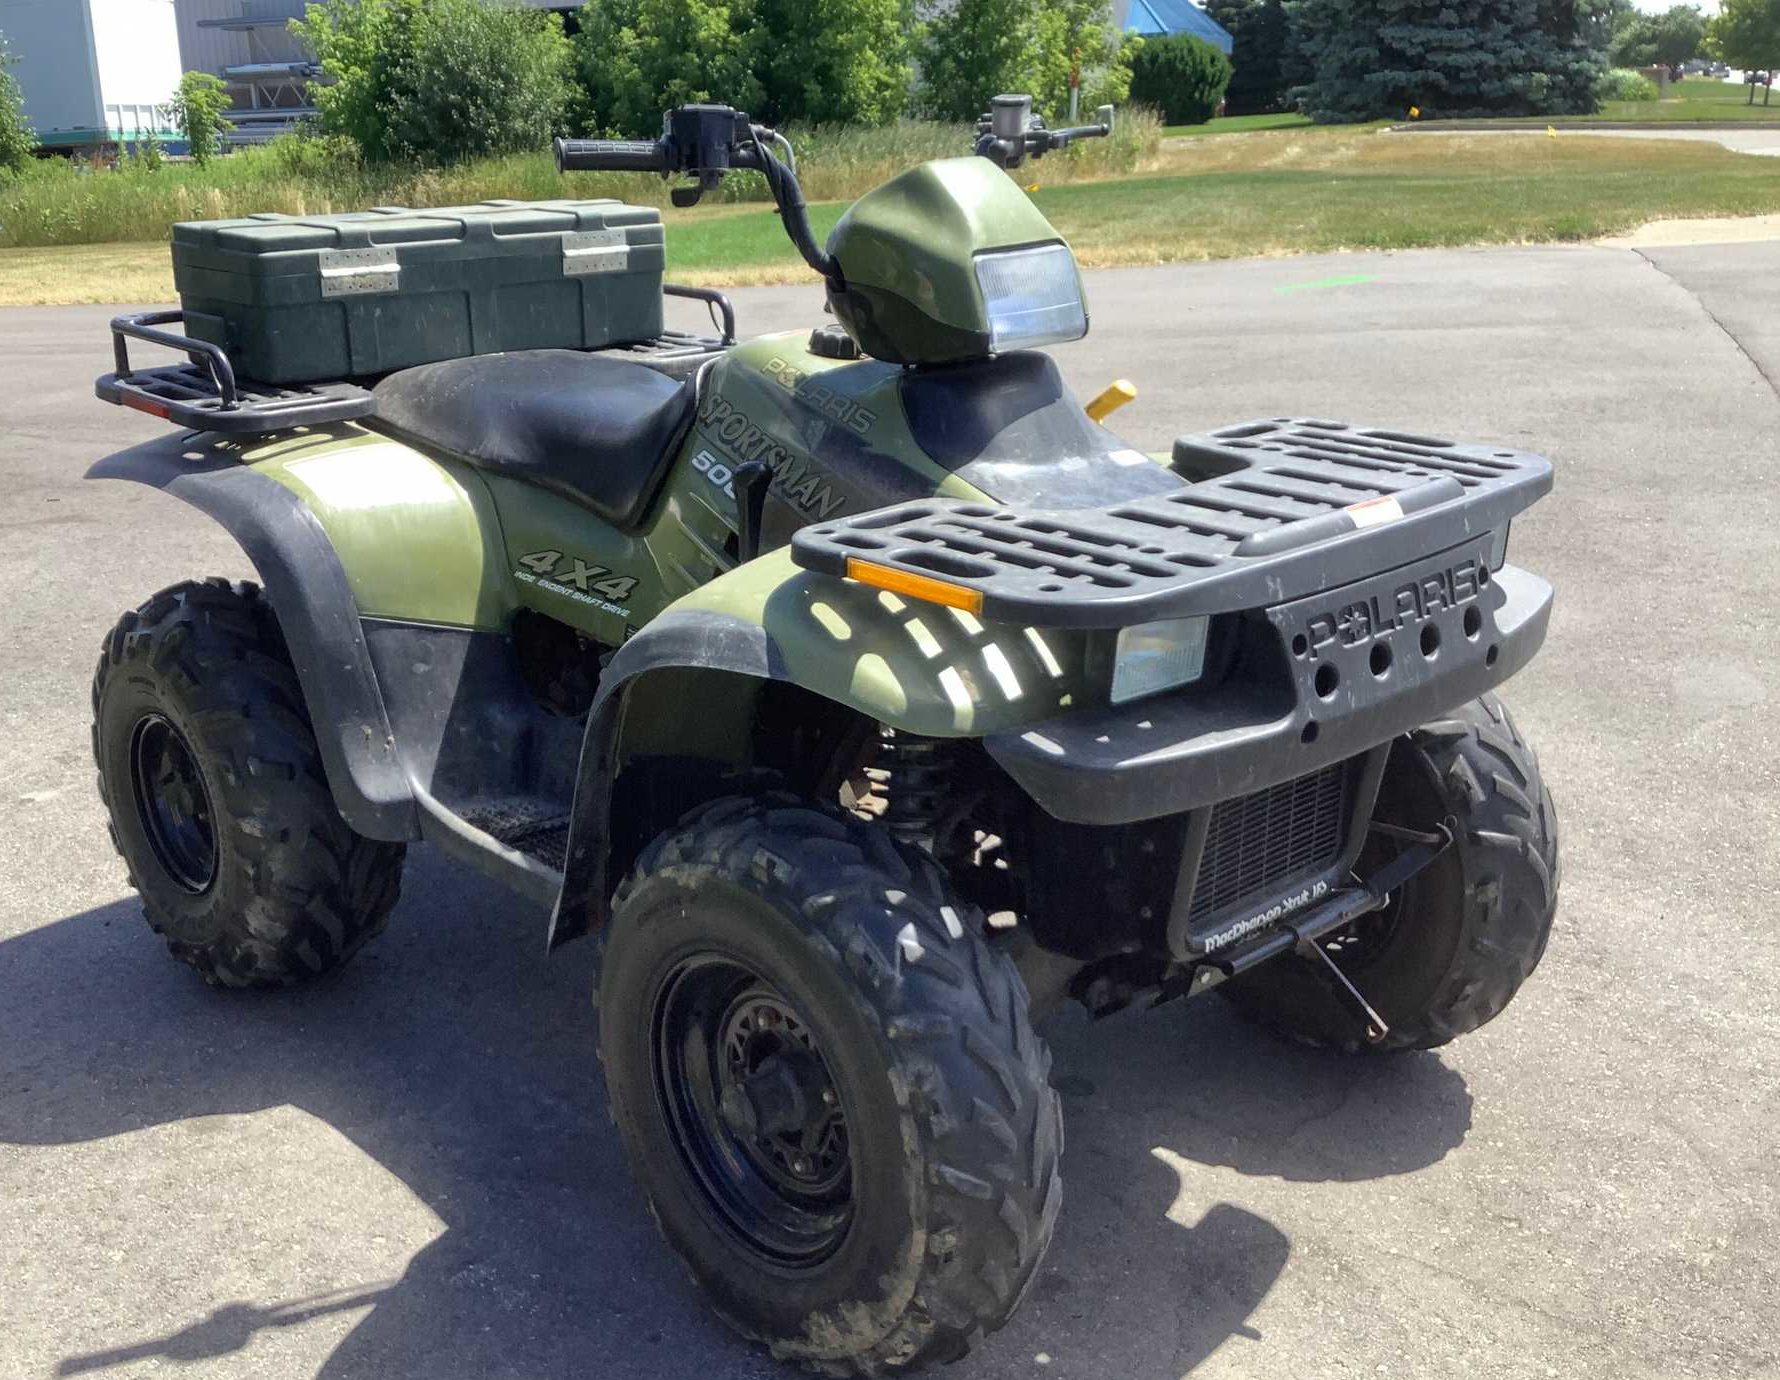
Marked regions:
[0,0,185,150]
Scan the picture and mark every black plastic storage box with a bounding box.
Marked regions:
[171,199,666,385]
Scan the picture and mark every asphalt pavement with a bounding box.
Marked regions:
[3,243,1778,1380]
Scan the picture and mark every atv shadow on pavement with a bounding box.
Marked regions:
[4,849,1469,1380]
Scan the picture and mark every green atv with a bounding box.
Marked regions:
[88,98,1558,1373]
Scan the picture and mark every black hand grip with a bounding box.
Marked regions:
[553,136,668,173]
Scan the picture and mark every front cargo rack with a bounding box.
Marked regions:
[791,419,1552,628]
[95,283,735,437]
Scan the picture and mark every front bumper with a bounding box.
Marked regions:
[984,542,1551,827]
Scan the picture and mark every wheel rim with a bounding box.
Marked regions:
[128,714,217,894]
[651,955,853,1268]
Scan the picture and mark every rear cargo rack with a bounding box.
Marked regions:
[96,284,734,436]
[791,419,1552,628]
[96,310,376,435]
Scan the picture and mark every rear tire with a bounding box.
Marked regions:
[599,795,1062,1374]
[1221,694,1558,1052]
[92,579,405,987]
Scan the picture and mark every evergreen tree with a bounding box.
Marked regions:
[1289,0,1610,122]
[1205,0,1294,114]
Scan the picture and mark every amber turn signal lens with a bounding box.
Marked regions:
[844,558,985,614]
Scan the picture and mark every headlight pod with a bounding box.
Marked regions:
[973,243,1088,352]
[1110,616,1211,705]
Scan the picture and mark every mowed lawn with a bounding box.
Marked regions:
[1442,76,1780,125]
[11,123,1780,301]
[1163,112,1314,137]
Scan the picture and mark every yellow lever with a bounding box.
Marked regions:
[1085,378,1137,422]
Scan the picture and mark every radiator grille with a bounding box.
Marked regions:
[1188,763,1349,922]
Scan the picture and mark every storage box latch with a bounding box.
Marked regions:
[562,229,631,276]
[319,248,401,298]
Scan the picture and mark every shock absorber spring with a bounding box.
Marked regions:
[876,728,955,845]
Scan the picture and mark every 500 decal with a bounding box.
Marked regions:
[691,448,736,500]
[514,549,638,614]
[697,394,846,520]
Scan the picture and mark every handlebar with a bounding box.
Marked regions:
[974,94,1114,169]
[554,105,839,287]
[553,137,668,173]
[551,95,1115,288]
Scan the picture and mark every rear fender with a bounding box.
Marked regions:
[87,426,515,840]
[548,547,1094,944]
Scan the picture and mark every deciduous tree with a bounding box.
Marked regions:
[1707,0,1780,103]
[168,71,232,166]
[0,32,32,177]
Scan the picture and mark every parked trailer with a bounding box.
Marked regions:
[0,0,184,151]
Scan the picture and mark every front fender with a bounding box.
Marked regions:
[548,547,1094,945]
[623,547,1094,737]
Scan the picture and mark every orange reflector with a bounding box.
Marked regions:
[1085,378,1137,423]
[845,558,985,614]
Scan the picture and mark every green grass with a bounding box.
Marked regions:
[11,123,1780,302]
[1596,76,1780,122]
[1163,112,1313,137]
[1414,77,1780,126]
[0,112,1161,251]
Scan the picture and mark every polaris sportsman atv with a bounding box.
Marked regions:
[87,97,1558,1374]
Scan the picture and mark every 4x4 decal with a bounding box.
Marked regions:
[515,549,638,615]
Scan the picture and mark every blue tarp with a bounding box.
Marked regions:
[1124,0,1234,53]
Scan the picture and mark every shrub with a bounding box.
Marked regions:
[168,71,233,166]
[1129,33,1232,125]
[295,0,573,163]
[1595,66,1661,101]
[1,32,36,177]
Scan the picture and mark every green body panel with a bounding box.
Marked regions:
[239,427,515,629]
[223,317,1099,736]
[825,158,1082,365]
[657,548,1094,738]
[483,463,734,644]
[488,328,1000,645]
[689,331,985,527]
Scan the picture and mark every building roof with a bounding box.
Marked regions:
[1124,0,1234,53]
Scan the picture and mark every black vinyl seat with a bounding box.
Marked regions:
[371,350,697,530]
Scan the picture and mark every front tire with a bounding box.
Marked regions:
[599,796,1062,1374]
[1221,694,1558,1052]
[92,579,405,988]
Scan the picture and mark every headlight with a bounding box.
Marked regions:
[1110,616,1210,705]
[974,243,1088,352]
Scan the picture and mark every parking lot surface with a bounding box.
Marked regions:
[3,243,1777,1380]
